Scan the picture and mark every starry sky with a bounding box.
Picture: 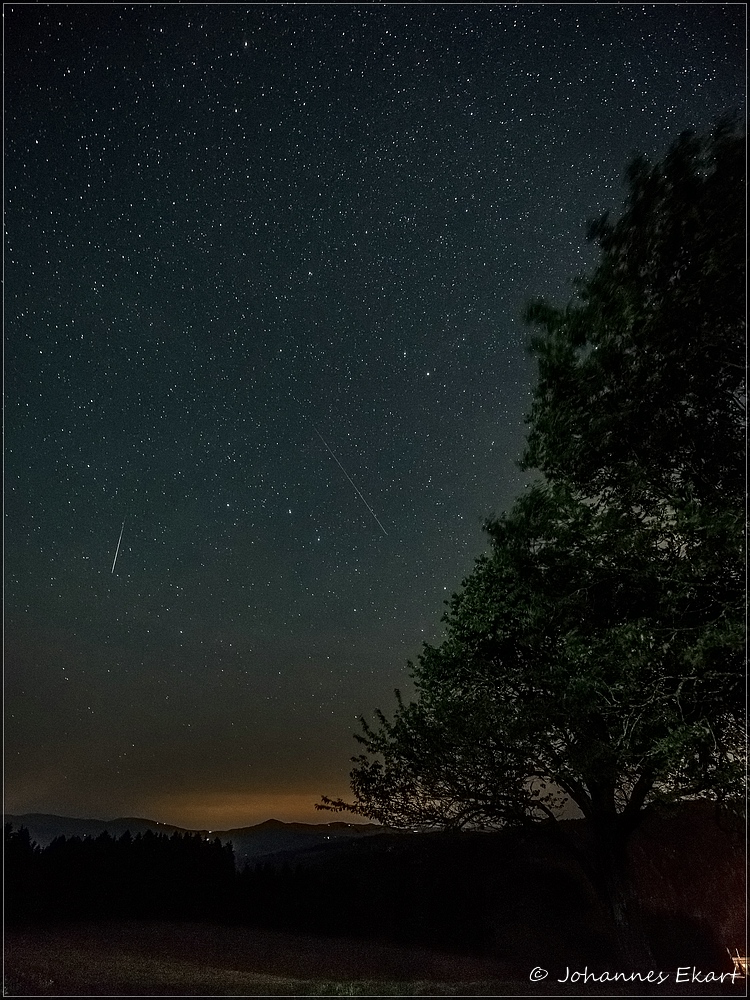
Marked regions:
[5,5,744,830]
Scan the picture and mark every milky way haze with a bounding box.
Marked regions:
[5,5,744,828]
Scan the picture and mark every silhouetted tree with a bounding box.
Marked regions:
[5,824,43,922]
[8,825,237,922]
[319,119,746,968]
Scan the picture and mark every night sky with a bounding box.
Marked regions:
[5,5,744,830]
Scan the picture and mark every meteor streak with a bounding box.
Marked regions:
[314,429,388,536]
[111,519,125,574]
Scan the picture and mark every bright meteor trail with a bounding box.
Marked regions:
[111,520,125,574]
[314,429,388,536]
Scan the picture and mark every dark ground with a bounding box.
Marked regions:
[4,921,747,997]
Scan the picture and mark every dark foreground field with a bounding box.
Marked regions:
[5,803,745,996]
[4,922,747,997]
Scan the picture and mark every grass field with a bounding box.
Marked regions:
[4,922,747,997]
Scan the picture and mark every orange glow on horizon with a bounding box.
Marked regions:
[144,789,358,831]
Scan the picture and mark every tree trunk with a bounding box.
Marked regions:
[545,813,654,969]
[591,821,654,970]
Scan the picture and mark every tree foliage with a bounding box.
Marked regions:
[523,117,745,508]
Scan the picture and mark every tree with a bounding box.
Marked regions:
[517,115,745,813]
[318,120,746,966]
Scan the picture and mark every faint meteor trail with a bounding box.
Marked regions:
[314,428,388,536]
[111,519,125,574]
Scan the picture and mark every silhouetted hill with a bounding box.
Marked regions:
[222,818,386,868]
[4,814,187,847]
[234,801,745,970]
[4,813,386,868]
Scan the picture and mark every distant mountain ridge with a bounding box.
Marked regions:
[5,813,386,869]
